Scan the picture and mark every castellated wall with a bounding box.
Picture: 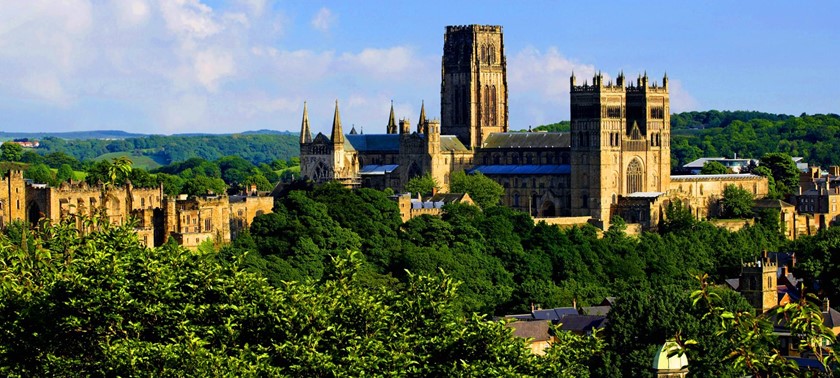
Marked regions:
[0,171,272,249]
[669,174,769,219]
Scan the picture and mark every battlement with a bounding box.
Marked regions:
[571,72,669,94]
[446,24,502,33]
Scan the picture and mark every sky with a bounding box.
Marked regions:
[0,1,837,136]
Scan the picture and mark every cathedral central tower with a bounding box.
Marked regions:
[441,25,508,149]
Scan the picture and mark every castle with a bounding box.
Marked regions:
[299,25,769,229]
[0,170,273,249]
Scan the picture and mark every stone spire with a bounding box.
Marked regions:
[417,100,427,133]
[387,100,397,134]
[331,100,344,145]
[300,101,312,144]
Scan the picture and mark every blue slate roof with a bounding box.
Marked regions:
[531,307,578,321]
[345,134,401,152]
[359,164,399,175]
[468,164,571,175]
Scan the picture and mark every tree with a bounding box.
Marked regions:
[23,163,54,185]
[759,153,800,197]
[180,175,227,197]
[751,165,778,198]
[0,142,23,162]
[450,170,504,209]
[700,160,729,174]
[719,184,754,218]
[404,173,439,197]
[55,164,76,183]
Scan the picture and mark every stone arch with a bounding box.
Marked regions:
[407,162,422,180]
[314,161,330,182]
[541,201,556,217]
[626,158,644,194]
[28,201,41,226]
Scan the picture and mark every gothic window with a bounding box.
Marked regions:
[462,86,469,124]
[490,85,497,125]
[481,44,487,64]
[490,44,496,64]
[204,218,211,232]
[483,86,490,125]
[626,159,644,194]
[514,193,520,207]
[314,162,329,182]
[582,194,589,209]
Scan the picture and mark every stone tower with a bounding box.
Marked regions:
[740,252,778,314]
[569,71,670,226]
[441,25,508,149]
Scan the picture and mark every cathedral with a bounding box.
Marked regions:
[299,25,769,229]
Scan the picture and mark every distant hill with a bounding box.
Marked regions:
[0,130,147,140]
[0,129,298,140]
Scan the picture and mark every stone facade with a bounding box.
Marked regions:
[0,170,272,249]
[299,24,771,230]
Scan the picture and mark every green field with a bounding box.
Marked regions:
[94,151,169,170]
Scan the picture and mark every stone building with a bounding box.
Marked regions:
[0,170,273,249]
[299,24,770,229]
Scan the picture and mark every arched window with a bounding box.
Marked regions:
[490,44,496,64]
[462,86,469,124]
[483,86,490,125]
[481,44,487,64]
[490,85,497,125]
[514,192,520,207]
[627,159,644,194]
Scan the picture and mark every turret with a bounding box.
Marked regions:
[417,101,427,134]
[330,100,344,145]
[349,125,358,135]
[400,118,411,135]
[617,71,625,87]
[300,101,312,144]
[387,100,397,134]
[662,72,668,89]
[570,71,576,87]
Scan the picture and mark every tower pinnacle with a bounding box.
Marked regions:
[331,100,344,145]
[300,101,312,144]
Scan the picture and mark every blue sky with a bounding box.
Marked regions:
[0,1,837,135]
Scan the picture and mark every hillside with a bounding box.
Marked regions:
[31,132,300,166]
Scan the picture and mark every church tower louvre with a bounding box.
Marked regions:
[441,24,508,149]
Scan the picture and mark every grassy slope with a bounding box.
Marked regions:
[94,152,169,170]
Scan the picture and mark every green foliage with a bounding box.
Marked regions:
[35,133,299,166]
[689,274,838,377]
[24,163,54,185]
[760,152,800,197]
[450,170,504,209]
[0,142,23,162]
[701,160,730,174]
[404,173,439,197]
[181,175,227,197]
[751,165,779,198]
[0,216,608,375]
[719,184,754,218]
[670,112,840,168]
[531,121,571,132]
[55,164,76,183]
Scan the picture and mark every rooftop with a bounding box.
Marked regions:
[481,132,570,149]
[468,164,571,176]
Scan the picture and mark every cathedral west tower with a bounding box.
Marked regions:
[441,25,508,149]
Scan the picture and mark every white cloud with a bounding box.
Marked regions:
[311,7,336,33]
[508,46,597,105]
[193,49,236,91]
[158,0,221,40]
[667,79,699,113]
